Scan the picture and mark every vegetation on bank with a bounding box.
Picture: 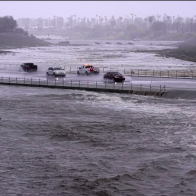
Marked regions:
[157,38,196,62]
[0,32,50,49]
[135,38,196,62]
[0,16,50,49]
[28,27,196,41]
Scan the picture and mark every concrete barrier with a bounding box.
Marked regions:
[0,81,167,98]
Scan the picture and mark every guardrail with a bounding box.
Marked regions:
[1,64,196,79]
[0,76,167,96]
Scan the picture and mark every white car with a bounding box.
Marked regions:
[46,67,66,77]
[77,64,100,75]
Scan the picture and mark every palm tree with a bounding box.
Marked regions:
[148,16,154,29]
[157,15,161,22]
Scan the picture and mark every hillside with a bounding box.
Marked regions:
[0,32,50,49]
[156,38,196,62]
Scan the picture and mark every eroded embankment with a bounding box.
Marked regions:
[163,90,196,100]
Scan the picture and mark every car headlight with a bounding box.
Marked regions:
[56,71,59,74]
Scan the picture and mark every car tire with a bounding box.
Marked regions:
[86,71,89,75]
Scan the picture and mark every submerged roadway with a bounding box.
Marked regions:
[0,69,196,91]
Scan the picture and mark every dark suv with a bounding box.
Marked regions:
[21,63,38,72]
[104,72,125,82]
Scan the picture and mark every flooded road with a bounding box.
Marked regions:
[1,40,196,195]
[0,85,196,196]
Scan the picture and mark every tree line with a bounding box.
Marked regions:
[0,16,28,36]
[21,14,196,40]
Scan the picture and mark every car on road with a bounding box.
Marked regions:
[77,64,100,75]
[21,63,38,72]
[46,67,66,77]
[104,72,125,82]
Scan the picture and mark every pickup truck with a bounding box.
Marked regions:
[21,63,38,72]
[77,64,100,75]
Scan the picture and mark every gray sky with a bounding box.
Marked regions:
[0,1,195,19]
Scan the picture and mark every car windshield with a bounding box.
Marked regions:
[111,72,122,76]
[26,63,34,66]
[54,67,64,70]
[85,66,92,68]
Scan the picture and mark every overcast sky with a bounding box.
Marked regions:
[0,1,195,19]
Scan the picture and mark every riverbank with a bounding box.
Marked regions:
[135,38,196,63]
[0,32,50,49]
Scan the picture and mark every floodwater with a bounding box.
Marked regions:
[0,85,196,196]
[1,39,196,73]
[1,39,196,195]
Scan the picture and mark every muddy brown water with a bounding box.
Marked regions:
[0,85,196,196]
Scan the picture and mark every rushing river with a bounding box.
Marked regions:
[1,39,196,72]
[0,85,196,196]
[1,39,196,195]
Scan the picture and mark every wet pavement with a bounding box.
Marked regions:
[1,69,196,92]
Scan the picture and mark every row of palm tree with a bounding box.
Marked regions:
[17,14,196,35]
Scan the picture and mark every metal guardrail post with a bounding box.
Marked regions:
[160,85,161,92]
[79,80,80,87]
[47,78,48,86]
[168,70,169,78]
[176,71,177,78]
[160,71,161,77]
[105,82,106,89]
[71,80,72,87]
[24,78,25,84]
[96,81,97,88]
[141,84,142,91]
[39,78,40,85]
[55,78,56,86]
[9,77,10,83]
[153,70,154,77]
[16,77,17,84]
[150,84,151,92]
[131,82,132,90]
[122,82,123,90]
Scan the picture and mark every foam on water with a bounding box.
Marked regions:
[1,41,196,72]
[1,40,196,195]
